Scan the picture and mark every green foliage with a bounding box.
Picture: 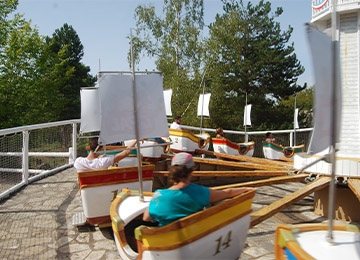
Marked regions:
[133,0,206,126]
[45,24,96,121]
[205,0,306,130]
[0,6,48,128]
[276,85,314,129]
[0,3,96,129]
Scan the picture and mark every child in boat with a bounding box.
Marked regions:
[74,137,137,172]
[265,132,276,142]
[143,152,250,226]
[215,127,224,139]
[170,115,182,129]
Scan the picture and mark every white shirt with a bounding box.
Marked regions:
[170,122,181,129]
[74,155,114,172]
[266,138,276,143]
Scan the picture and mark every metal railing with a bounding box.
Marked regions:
[0,120,313,200]
[0,120,80,200]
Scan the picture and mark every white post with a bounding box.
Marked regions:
[327,0,338,244]
[22,130,29,185]
[71,123,77,163]
[290,132,294,147]
[244,92,248,142]
[130,29,144,202]
[294,95,297,146]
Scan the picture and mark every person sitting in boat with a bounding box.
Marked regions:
[74,137,137,172]
[265,132,276,143]
[215,127,224,139]
[170,115,182,130]
[143,152,250,226]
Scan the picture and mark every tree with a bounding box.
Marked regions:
[275,85,313,129]
[205,0,305,130]
[45,23,96,121]
[133,0,206,126]
[0,0,49,128]
[0,2,95,129]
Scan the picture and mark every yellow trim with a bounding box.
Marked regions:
[112,215,124,232]
[275,223,359,260]
[99,222,112,228]
[140,199,252,247]
[347,224,360,232]
[169,129,200,143]
[278,229,295,247]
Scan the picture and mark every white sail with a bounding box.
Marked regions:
[80,88,101,133]
[243,104,252,127]
[294,108,299,129]
[163,89,172,117]
[197,93,211,117]
[307,26,342,154]
[98,74,169,144]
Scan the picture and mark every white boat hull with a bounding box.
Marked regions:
[139,215,250,260]
[125,138,170,162]
[111,189,255,260]
[78,165,154,225]
[294,153,360,177]
[213,138,254,157]
[275,223,360,260]
[262,141,305,160]
[169,129,210,154]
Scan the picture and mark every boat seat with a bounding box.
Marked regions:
[239,144,248,154]
[134,190,255,246]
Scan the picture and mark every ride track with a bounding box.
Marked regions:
[153,150,360,229]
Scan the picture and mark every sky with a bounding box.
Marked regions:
[16,0,314,86]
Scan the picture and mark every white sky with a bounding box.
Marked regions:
[17,0,314,86]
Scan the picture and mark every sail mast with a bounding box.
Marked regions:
[294,94,297,146]
[130,29,144,202]
[199,69,207,134]
[327,0,338,243]
[199,81,205,134]
[244,92,248,142]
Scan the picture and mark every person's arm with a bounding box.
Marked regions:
[113,140,137,163]
[209,187,251,204]
[143,207,152,222]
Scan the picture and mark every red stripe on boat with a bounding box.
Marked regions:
[79,169,154,186]
[213,139,239,150]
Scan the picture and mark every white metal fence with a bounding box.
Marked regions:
[0,120,80,200]
[0,120,313,200]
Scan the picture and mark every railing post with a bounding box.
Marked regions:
[71,123,77,163]
[289,131,293,147]
[22,130,29,184]
[245,132,248,142]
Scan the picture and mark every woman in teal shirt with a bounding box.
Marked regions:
[143,152,250,226]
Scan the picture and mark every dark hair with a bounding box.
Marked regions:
[175,116,182,120]
[216,127,223,135]
[89,137,102,151]
[266,132,272,138]
[169,165,193,183]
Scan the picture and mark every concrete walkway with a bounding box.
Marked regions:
[0,167,350,260]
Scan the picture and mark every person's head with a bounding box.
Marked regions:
[266,132,272,138]
[89,137,102,152]
[175,116,182,124]
[216,127,223,136]
[169,152,195,183]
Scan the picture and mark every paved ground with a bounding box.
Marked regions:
[0,167,354,260]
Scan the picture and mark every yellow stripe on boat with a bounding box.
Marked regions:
[275,223,360,260]
[169,129,200,143]
[138,199,252,248]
